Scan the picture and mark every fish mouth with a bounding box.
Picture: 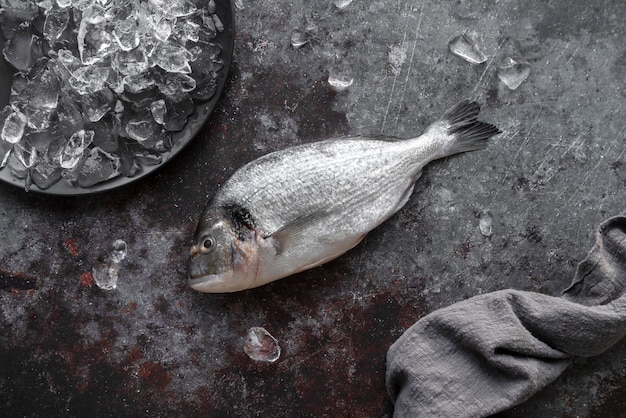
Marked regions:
[188,269,240,293]
[188,274,226,292]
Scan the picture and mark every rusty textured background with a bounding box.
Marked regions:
[1,0,625,416]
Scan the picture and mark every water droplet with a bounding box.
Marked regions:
[448,34,487,64]
[243,327,281,363]
[479,210,493,237]
[497,57,531,90]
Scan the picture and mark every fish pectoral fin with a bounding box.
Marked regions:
[268,210,331,256]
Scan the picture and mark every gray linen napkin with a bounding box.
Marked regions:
[386,212,626,418]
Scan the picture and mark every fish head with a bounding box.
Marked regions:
[188,208,260,293]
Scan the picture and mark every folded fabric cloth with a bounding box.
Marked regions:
[386,212,626,418]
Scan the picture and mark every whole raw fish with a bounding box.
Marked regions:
[189,100,500,292]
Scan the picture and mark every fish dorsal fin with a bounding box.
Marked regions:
[268,210,330,256]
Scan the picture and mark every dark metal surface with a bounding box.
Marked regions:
[0,0,234,195]
[1,0,625,416]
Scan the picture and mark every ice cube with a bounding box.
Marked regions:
[13,141,38,168]
[134,148,162,166]
[43,7,70,45]
[77,5,118,65]
[31,155,62,189]
[92,116,120,152]
[60,129,94,169]
[77,146,121,187]
[57,96,85,138]
[156,73,196,96]
[163,92,193,131]
[334,0,353,9]
[92,239,127,290]
[69,65,110,94]
[123,71,157,94]
[110,239,127,263]
[449,34,487,64]
[211,14,224,32]
[0,0,39,21]
[497,57,531,90]
[1,108,27,144]
[153,42,193,73]
[207,0,217,14]
[81,88,115,122]
[479,210,493,237]
[150,99,166,125]
[243,327,281,363]
[0,139,13,168]
[144,14,175,42]
[328,74,354,91]
[7,152,29,181]
[113,17,140,51]
[2,24,42,71]
[125,110,160,142]
[112,47,149,76]
[290,31,309,49]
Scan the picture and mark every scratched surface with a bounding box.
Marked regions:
[1,0,625,416]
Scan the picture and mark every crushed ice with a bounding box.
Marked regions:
[0,0,225,190]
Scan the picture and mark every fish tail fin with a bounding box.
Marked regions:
[435,100,501,156]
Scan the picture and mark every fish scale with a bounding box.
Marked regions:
[188,100,501,292]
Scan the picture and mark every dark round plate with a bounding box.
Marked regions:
[0,0,234,195]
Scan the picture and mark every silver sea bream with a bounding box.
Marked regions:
[189,101,501,292]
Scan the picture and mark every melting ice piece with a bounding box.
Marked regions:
[112,47,149,76]
[290,31,308,49]
[92,239,128,290]
[448,34,487,64]
[81,88,115,122]
[69,66,110,95]
[334,0,353,9]
[31,155,63,189]
[60,129,95,169]
[163,92,194,131]
[43,7,70,45]
[126,111,160,142]
[1,108,27,144]
[153,43,193,73]
[113,18,140,51]
[78,5,117,65]
[479,210,493,237]
[2,24,42,71]
[77,147,121,187]
[13,141,38,168]
[57,96,85,138]
[328,74,354,91]
[0,139,12,168]
[243,327,281,363]
[157,73,196,96]
[497,57,531,90]
[150,99,167,125]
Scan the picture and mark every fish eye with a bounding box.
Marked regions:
[200,237,216,254]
